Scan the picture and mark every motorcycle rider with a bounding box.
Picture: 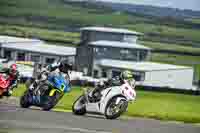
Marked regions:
[27,60,73,105]
[30,59,73,92]
[90,70,135,101]
[0,64,20,96]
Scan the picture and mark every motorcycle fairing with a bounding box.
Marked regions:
[85,86,123,114]
[0,74,10,89]
[47,74,70,96]
[99,86,123,114]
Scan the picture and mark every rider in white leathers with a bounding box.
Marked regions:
[91,70,135,101]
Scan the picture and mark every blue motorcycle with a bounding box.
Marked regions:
[20,72,71,111]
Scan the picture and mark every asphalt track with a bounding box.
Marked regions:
[0,100,200,133]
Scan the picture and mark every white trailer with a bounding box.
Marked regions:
[138,67,194,90]
[95,59,195,90]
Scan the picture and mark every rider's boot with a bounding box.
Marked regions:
[6,84,16,96]
[7,90,13,96]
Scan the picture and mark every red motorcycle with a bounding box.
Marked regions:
[0,64,19,97]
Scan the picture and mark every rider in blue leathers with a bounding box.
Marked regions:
[29,60,73,105]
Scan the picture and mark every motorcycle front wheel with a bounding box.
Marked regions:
[20,90,31,108]
[105,96,128,119]
[42,91,62,111]
[72,95,86,115]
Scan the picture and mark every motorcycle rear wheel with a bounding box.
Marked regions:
[72,95,86,115]
[20,90,31,108]
[105,96,128,119]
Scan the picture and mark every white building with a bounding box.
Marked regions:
[0,35,76,64]
[76,27,195,90]
[97,59,194,90]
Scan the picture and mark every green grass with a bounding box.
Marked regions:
[2,24,200,54]
[125,23,200,44]
[13,84,200,123]
[0,0,143,26]
[140,41,200,54]
[126,90,200,123]
[151,53,200,63]
[0,0,200,46]
[0,24,80,45]
[187,18,200,24]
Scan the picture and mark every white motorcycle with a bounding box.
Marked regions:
[72,80,136,119]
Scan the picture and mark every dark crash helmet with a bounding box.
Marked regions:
[58,60,73,73]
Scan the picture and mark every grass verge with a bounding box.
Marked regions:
[2,24,200,55]
[140,41,200,54]
[12,84,200,123]
[0,24,80,45]
[1,0,200,45]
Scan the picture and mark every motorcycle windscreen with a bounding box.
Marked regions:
[48,75,70,93]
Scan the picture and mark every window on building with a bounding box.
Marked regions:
[31,55,40,63]
[93,69,99,78]
[83,67,88,76]
[17,52,25,61]
[94,48,99,53]
[93,32,122,42]
[120,49,129,54]
[81,31,89,42]
[139,50,148,61]
[94,47,106,58]
[102,69,107,78]
[45,57,55,64]
[112,70,121,78]
[4,49,12,59]
[120,49,138,61]
[124,35,137,43]
[133,72,145,81]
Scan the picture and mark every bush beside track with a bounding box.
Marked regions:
[12,84,200,123]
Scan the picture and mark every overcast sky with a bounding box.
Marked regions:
[98,0,200,11]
